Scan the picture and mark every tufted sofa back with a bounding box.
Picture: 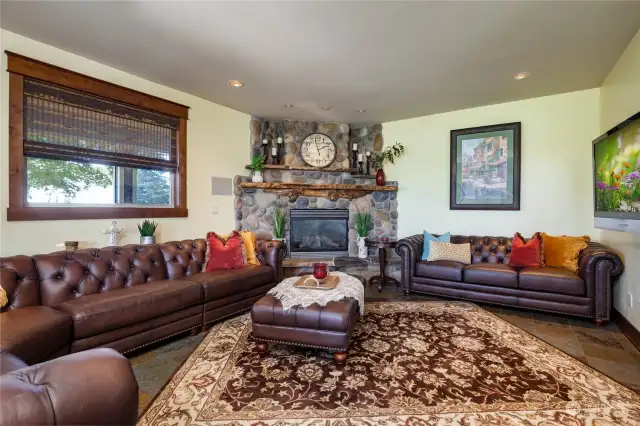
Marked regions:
[158,239,207,279]
[0,255,40,312]
[33,245,167,307]
[449,235,513,264]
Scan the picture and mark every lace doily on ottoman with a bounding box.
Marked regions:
[268,272,365,314]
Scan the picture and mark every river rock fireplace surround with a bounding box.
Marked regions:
[233,118,399,258]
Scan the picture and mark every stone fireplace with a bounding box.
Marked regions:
[234,117,399,258]
[289,209,349,257]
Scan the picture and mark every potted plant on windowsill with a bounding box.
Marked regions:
[353,210,373,258]
[373,142,405,186]
[249,155,266,183]
[137,220,158,245]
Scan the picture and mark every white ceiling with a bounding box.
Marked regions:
[2,1,640,124]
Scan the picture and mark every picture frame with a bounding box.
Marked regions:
[450,122,521,210]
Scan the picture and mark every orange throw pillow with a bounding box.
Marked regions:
[203,231,247,272]
[508,232,544,268]
[541,233,590,273]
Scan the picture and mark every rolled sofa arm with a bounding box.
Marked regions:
[578,242,625,322]
[0,348,138,426]
[395,234,425,292]
[256,239,287,283]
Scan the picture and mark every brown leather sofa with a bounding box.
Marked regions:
[396,234,624,324]
[0,348,138,426]
[0,239,285,365]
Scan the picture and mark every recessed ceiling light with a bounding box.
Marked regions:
[284,104,294,108]
[356,109,366,113]
[513,72,531,80]
[321,106,331,110]
[228,80,244,88]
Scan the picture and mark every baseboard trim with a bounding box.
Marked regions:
[612,307,640,351]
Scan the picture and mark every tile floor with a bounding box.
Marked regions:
[130,284,640,415]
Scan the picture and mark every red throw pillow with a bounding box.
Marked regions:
[203,231,247,272]
[508,232,545,268]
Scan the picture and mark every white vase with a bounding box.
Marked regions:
[252,171,264,183]
[357,237,368,259]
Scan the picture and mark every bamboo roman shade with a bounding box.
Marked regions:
[23,78,179,171]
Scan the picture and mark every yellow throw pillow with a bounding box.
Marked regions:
[541,233,590,273]
[0,285,7,308]
[238,230,260,266]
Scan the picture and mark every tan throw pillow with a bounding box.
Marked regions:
[427,241,471,264]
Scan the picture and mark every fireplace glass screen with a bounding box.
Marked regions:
[289,209,349,257]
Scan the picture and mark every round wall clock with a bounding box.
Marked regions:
[301,133,336,168]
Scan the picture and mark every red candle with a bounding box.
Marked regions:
[312,263,328,279]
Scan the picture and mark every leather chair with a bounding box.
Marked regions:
[0,348,138,426]
[396,234,624,324]
[0,238,286,365]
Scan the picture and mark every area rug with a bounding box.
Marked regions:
[138,302,640,425]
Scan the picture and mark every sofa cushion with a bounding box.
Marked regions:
[415,260,464,282]
[186,265,275,302]
[0,306,72,365]
[519,267,585,296]
[56,279,203,339]
[464,264,518,288]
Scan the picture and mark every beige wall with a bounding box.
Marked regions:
[0,30,250,256]
[384,89,601,239]
[599,28,640,329]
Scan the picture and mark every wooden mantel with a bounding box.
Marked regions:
[239,182,397,201]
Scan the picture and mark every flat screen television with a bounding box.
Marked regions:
[593,110,640,234]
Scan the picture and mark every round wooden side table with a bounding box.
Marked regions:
[365,239,399,292]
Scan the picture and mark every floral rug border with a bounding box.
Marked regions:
[138,301,640,425]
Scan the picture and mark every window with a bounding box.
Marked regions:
[6,52,189,221]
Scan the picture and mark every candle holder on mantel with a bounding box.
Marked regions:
[276,137,284,165]
[262,139,270,161]
[351,143,358,169]
[270,145,279,165]
[366,152,372,175]
[358,159,364,175]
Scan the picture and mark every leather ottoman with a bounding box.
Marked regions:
[251,295,360,364]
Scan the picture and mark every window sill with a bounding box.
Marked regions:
[6,206,188,221]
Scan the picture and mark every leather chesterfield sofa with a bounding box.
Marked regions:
[0,239,285,365]
[0,348,138,426]
[396,234,624,324]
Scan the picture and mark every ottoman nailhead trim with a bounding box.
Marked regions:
[249,334,346,352]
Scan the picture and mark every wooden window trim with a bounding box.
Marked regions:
[6,53,189,221]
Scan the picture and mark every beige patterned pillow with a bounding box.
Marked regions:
[427,241,471,264]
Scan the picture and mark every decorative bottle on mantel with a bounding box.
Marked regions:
[376,168,386,186]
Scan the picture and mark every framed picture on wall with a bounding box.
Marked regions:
[450,122,521,210]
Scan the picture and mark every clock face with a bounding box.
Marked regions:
[301,133,336,168]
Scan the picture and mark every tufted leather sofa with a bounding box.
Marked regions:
[396,234,624,324]
[0,239,286,365]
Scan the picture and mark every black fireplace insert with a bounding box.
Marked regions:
[289,209,349,257]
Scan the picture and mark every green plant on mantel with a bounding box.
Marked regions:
[374,142,405,169]
[249,155,265,172]
[273,207,287,239]
[353,211,373,238]
[137,219,158,237]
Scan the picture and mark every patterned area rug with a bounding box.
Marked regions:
[138,302,640,425]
